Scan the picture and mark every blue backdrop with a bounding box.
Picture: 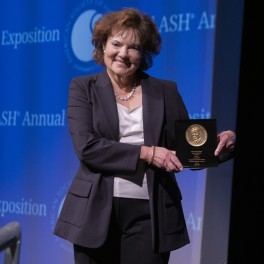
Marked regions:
[1,1,219,263]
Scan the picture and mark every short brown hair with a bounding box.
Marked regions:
[92,7,162,71]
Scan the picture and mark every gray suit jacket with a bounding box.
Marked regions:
[53,70,190,253]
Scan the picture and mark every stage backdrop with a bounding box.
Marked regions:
[0,1,239,263]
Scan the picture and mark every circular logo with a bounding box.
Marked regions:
[64,1,110,72]
[185,124,207,147]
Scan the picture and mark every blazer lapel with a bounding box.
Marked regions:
[142,76,164,146]
[93,71,165,145]
[93,71,120,141]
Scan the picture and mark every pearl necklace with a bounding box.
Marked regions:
[114,81,137,101]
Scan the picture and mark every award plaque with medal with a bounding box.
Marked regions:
[174,119,218,168]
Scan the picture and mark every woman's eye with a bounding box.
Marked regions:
[129,46,142,53]
[112,42,120,47]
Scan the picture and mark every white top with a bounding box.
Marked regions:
[114,103,149,200]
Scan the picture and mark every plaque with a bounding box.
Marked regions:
[174,119,218,168]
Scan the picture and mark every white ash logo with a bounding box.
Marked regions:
[64,0,110,72]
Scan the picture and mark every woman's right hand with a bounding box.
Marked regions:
[140,146,183,172]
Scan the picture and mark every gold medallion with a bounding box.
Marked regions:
[185,124,207,147]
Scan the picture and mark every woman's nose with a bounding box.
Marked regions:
[118,47,129,57]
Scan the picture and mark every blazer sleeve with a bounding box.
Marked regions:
[67,76,141,174]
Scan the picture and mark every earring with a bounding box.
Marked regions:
[103,50,105,53]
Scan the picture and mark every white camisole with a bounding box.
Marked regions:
[113,103,149,200]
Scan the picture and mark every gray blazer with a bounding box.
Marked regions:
[53,70,190,253]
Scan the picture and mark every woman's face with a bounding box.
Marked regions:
[103,28,142,79]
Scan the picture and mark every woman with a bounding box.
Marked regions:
[53,7,236,264]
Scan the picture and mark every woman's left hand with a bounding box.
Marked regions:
[214,130,236,156]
